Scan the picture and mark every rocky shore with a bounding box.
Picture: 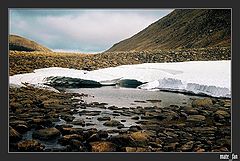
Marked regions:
[9,47,230,76]
[9,86,231,152]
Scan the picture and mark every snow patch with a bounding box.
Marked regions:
[9,60,231,98]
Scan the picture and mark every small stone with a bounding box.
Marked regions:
[181,141,194,151]
[32,127,61,140]
[90,141,117,152]
[124,147,151,152]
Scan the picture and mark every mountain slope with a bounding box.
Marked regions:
[9,35,52,52]
[107,9,231,52]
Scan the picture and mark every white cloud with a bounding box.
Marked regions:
[10,9,173,52]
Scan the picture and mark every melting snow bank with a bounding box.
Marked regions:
[9,60,231,98]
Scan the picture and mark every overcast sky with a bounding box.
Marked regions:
[10,9,173,53]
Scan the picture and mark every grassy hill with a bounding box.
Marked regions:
[9,35,52,52]
[107,9,231,52]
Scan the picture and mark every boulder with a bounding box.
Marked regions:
[17,140,44,151]
[32,127,61,140]
[59,134,84,145]
[192,98,213,107]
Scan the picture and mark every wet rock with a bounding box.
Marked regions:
[192,98,213,107]
[103,120,123,127]
[181,141,194,151]
[108,106,119,110]
[17,140,45,151]
[30,118,53,127]
[59,134,84,145]
[32,127,61,140]
[124,147,151,152]
[79,110,101,116]
[71,119,85,126]
[9,126,22,142]
[131,116,140,120]
[129,131,151,146]
[98,130,109,138]
[129,125,142,132]
[117,79,143,88]
[187,115,206,122]
[90,141,117,152]
[97,116,111,121]
[110,134,135,147]
[60,127,83,135]
[60,114,75,122]
[15,124,29,134]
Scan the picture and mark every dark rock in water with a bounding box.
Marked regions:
[117,79,143,88]
[97,116,111,121]
[44,76,102,88]
[98,130,109,138]
[109,134,135,147]
[32,127,61,140]
[108,106,119,110]
[15,124,29,134]
[90,141,117,152]
[60,114,75,122]
[181,141,194,151]
[103,120,123,127]
[9,126,22,142]
[17,140,45,152]
[131,116,140,120]
[71,119,85,126]
[192,98,213,107]
[129,125,142,132]
[79,110,101,116]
